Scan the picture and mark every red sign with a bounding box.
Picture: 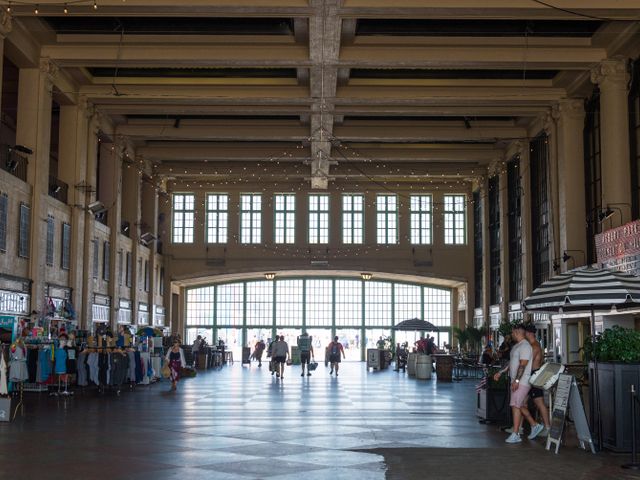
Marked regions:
[595,220,640,264]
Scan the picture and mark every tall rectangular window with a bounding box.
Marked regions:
[125,252,132,287]
[584,88,602,263]
[246,281,273,326]
[364,282,392,327]
[394,284,422,323]
[444,195,466,245]
[61,222,71,270]
[103,241,110,281]
[507,158,523,302]
[342,194,364,244]
[46,215,55,266]
[137,258,143,290]
[424,287,452,327]
[410,195,432,244]
[144,260,150,292]
[309,194,329,244]
[206,193,228,244]
[92,239,99,279]
[216,283,243,326]
[530,132,551,289]
[335,280,362,326]
[305,279,332,327]
[18,203,30,258]
[117,250,123,286]
[376,194,397,244]
[172,193,195,243]
[488,176,501,305]
[186,286,215,326]
[274,194,295,244]
[275,279,303,326]
[473,191,483,308]
[0,193,7,252]
[240,193,262,244]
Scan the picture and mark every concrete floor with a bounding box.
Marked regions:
[0,362,635,479]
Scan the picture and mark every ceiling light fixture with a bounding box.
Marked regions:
[361,272,372,281]
[63,4,68,14]
[264,273,276,281]
[93,1,98,10]
[34,5,39,14]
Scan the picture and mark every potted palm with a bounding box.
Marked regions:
[583,326,640,452]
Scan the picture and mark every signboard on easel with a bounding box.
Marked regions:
[546,373,595,454]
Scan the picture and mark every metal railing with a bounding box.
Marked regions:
[0,144,28,182]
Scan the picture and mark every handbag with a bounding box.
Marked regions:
[161,364,171,379]
[308,361,318,371]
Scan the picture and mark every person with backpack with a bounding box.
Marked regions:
[267,337,277,375]
[297,331,315,377]
[327,335,345,376]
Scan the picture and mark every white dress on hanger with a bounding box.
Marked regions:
[0,353,8,395]
[9,344,28,382]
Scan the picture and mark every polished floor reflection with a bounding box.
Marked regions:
[0,361,619,479]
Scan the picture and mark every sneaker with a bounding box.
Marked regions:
[276,373,280,378]
[307,373,311,376]
[528,423,544,440]
[335,373,338,377]
[505,433,522,444]
[505,426,524,435]
[301,372,305,377]
[330,369,333,375]
[541,427,550,437]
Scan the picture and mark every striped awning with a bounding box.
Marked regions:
[522,267,640,313]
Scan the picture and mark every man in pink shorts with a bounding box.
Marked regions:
[493,323,533,444]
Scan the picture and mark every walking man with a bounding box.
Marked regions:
[272,335,289,379]
[524,324,550,438]
[327,335,345,376]
[298,331,315,377]
[493,324,533,444]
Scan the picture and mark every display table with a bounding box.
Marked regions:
[432,354,454,382]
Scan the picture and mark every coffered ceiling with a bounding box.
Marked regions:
[4,0,640,187]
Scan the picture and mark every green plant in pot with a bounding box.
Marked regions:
[583,325,640,363]
[453,326,470,352]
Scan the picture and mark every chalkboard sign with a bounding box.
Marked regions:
[546,373,595,454]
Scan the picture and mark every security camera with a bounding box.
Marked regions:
[87,201,106,214]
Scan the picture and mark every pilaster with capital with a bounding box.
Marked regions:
[591,57,632,225]
[554,99,587,269]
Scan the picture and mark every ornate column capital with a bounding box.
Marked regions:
[553,98,585,121]
[0,10,12,38]
[542,108,556,135]
[590,57,629,88]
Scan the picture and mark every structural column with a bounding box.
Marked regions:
[16,59,56,315]
[80,106,99,329]
[58,100,90,320]
[122,154,142,325]
[519,143,533,297]
[554,99,587,270]
[543,110,561,271]
[591,58,632,224]
[0,12,12,112]
[479,176,490,325]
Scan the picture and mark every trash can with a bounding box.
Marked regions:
[242,346,251,364]
[367,348,381,370]
[407,352,418,376]
[434,354,454,382]
[416,354,432,380]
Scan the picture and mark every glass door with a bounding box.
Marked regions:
[306,328,332,362]
[335,328,362,361]
[217,327,242,360]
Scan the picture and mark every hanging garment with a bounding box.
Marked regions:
[88,352,100,385]
[134,351,143,383]
[0,353,8,395]
[127,351,136,382]
[54,348,67,375]
[27,348,38,382]
[38,348,52,383]
[98,353,109,386]
[9,344,29,382]
[65,347,77,374]
[76,352,88,386]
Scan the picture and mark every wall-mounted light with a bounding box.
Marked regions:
[264,273,276,280]
[361,272,372,281]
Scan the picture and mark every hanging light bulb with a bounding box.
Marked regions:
[93,0,98,9]
[34,4,39,14]
[6,2,10,12]
[63,4,68,14]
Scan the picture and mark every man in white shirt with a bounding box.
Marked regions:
[493,323,534,444]
[272,335,290,380]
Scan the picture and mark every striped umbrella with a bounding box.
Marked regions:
[522,266,640,451]
[522,266,640,313]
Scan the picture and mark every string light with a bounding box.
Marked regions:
[93,0,98,9]
[5,2,10,12]
[34,4,38,14]
[63,3,68,14]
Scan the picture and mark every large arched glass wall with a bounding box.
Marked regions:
[185,277,452,360]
